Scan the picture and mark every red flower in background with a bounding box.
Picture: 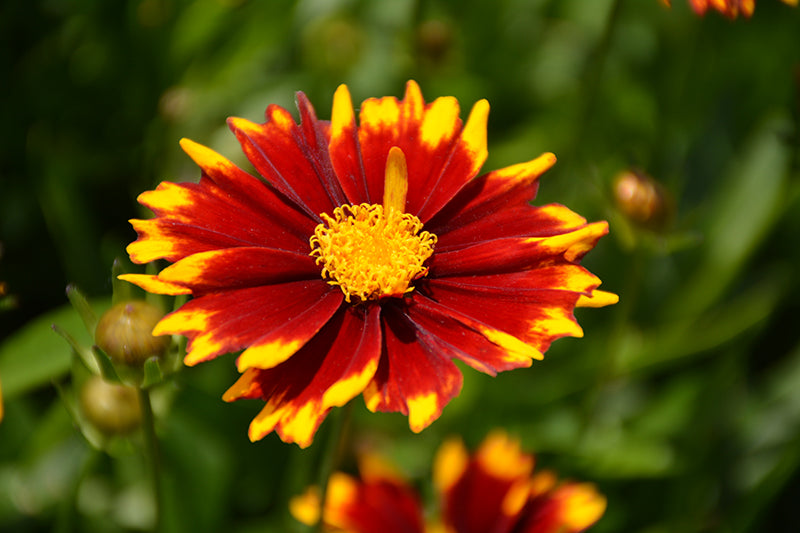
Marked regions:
[661,0,797,18]
[122,81,616,448]
[291,431,606,533]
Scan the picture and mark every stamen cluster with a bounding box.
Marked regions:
[310,204,437,302]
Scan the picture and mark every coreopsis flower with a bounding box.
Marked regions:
[121,81,616,448]
[661,0,797,18]
[291,431,606,533]
[433,432,606,533]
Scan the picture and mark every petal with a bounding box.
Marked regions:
[427,154,580,250]
[228,95,345,219]
[441,432,534,533]
[223,305,382,447]
[153,280,341,366]
[128,154,315,264]
[430,223,609,278]
[362,303,463,432]
[117,273,192,295]
[423,265,601,355]
[329,84,370,205]
[156,247,320,294]
[433,437,470,494]
[520,482,607,533]
[322,472,425,533]
[404,293,542,376]
[575,290,619,308]
[329,81,489,221]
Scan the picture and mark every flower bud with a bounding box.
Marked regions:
[613,170,671,230]
[95,300,169,367]
[80,375,141,435]
[417,19,454,66]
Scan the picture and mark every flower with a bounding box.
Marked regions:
[121,81,616,448]
[290,431,607,533]
[661,0,797,18]
[433,432,606,533]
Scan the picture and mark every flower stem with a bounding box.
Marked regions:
[138,387,163,532]
[314,403,353,532]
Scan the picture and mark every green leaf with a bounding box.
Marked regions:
[65,284,98,336]
[0,299,111,399]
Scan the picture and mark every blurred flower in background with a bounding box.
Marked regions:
[291,430,605,533]
[661,0,798,17]
[121,81,616,448]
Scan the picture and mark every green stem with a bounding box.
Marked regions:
[138,387,163,532]
[313,403,353,532]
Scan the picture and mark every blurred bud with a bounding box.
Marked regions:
[80,376,141,435]
[417,19,454,66]
[159,86,193,122]
[95,301,169,367]
[302,17,364,75]
[613,170,672,230]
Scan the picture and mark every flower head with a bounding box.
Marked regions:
[122,81,616,447]
[290,430,606,533]
[661,0,797,18]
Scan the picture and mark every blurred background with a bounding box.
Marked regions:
[2,0,800,531]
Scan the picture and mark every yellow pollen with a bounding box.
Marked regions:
[309,204,437,302]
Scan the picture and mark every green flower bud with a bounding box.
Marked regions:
[80,375,141,435]
[95,301,169,367]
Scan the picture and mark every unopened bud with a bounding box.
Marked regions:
[95,301,169,367]
[613,170,671,229]
[80,375,141,435]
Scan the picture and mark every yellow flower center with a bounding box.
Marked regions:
[309,146,436,303]
[310,204,436,302]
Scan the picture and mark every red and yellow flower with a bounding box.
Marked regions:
[661,0,797,18]
[122,81,616,448]
[291,431,606,533]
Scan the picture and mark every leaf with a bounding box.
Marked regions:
[0,299,111,400]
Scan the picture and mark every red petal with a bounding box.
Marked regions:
[422,266,600,354]
[329,84,370,205]
[227,96,345,219]
[404,293,542,376]
[362,303,463,432]
[430,223,609,278]
[155,246,320,295]
[128,151,315,264]
[153,280,341,366]
[441,433,534,533]
[427,155,586,250]
[328,81,488,221]
[223,305,382,448]
[519,482,607,533]
[322,472,425,533]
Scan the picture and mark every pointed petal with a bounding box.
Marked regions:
[404,293,542,376]
[430,223,609,278]
[153,280,341,366]
[156,247,319,294]
[329,84,370,205]
[423,265,602,355]
[428,154,573,249]
[362,304,463,432]
[575,290,618,308]
[128,167,314,264]
[520,482,607,533]
[369,81,488,222]
[227,97,345,219]
[440,431,534,533]
[223,305,381,448]
[330,81,489,221]
[117,274,192,295]
[319,471,425,533]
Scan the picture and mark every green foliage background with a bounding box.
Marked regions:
[2,0,800,531]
